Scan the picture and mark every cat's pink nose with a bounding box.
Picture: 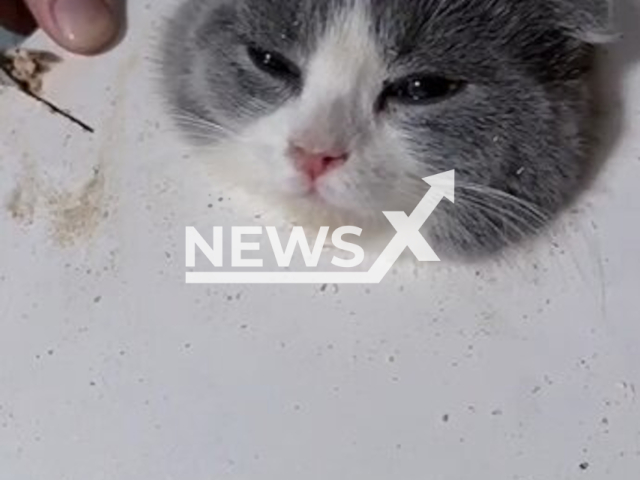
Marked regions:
[288,143,349,181]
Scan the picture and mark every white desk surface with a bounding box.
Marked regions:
[1,1,640,479]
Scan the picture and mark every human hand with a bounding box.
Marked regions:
[0,0,123,55]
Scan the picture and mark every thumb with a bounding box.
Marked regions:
[24,0,123,55]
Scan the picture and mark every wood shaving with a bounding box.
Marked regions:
[0,48,93,133]
[0,48,60,94]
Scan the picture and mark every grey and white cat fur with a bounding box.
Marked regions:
[159,0,614,259]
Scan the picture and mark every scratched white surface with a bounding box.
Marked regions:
[1,1,640,479]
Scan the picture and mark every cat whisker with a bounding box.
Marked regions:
[462,197,541,239]
[172,113,245,139]
[456,182,550,224]
[461,193,548,231]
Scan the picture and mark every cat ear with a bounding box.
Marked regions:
[552,0,617,43]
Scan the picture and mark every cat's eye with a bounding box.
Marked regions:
[246,45,301,82]
[380,74,466,107]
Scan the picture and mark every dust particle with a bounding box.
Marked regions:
[50,169,106,247]
[5,173,38,225]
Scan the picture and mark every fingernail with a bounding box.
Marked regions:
[51,0,118,53]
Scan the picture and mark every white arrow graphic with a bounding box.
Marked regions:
[186,170,455,284]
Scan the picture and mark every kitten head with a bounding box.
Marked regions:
[160,0,612,258]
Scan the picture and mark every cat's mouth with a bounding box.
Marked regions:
[291,179,346,217]
[300,181,328,203]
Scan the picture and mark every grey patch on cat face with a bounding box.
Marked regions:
[160,0,612,259]
[552,0,616,42]
[159,0,337,140]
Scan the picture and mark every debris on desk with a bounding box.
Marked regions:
[0,48,94,133]
[0,48,60,94]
